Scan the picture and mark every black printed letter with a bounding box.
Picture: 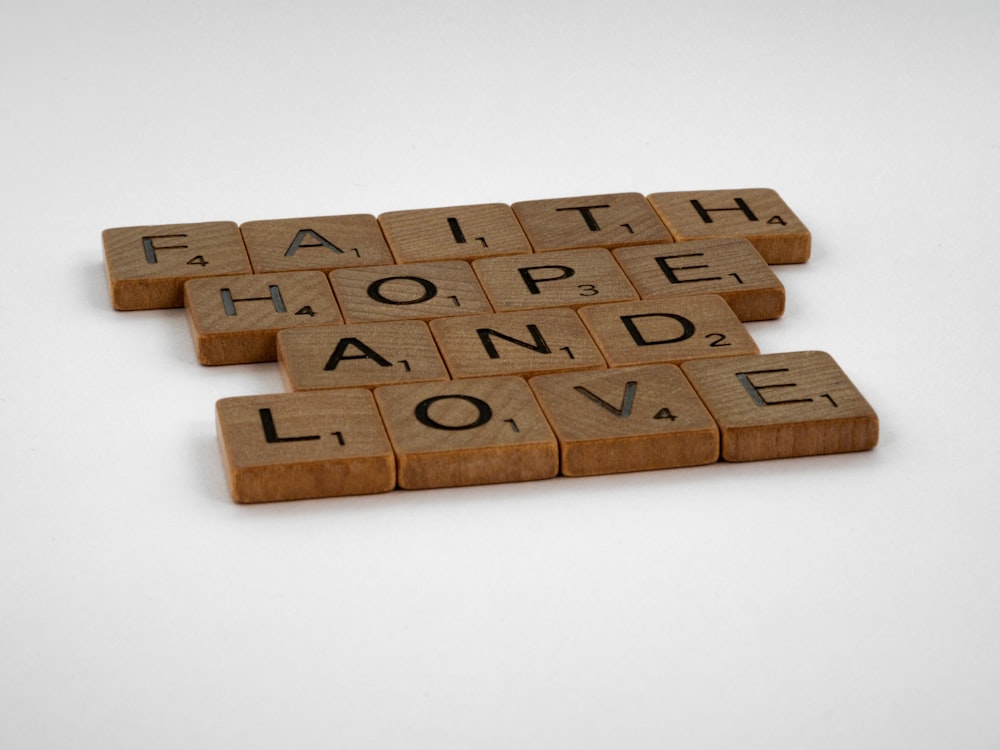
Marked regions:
[736,369,814,406]
[556,204,610,231]
[414,394,493,430]
[285,229,345,257]
[477,324,551,359]
[220,285,286,316]
[518,265,576,294]
[323,338,393,370]
[690,197,758,224]
[654,253,721,284]
[621,313,695,346]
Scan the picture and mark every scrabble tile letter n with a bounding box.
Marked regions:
[681,351,878,462]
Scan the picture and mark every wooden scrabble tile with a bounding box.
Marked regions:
[277,320,449,391]
[646,188,810,264]
[329,260,493,323]
[528,364,719,477]
[216,390,396,503]
[378,203,532,263]
[577,295,759,367]
[239,214,394,273]
[374,376,558,489]
[681,351,879,462]
[472,247,639,311]
[185,271,342,365]
[511,192,673,252]
[429,309,606,379]
[103,221,252,310]
[612,238,785,321]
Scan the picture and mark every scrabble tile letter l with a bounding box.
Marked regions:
[216,390,396,503]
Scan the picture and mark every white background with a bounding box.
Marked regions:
[3,1,999,747]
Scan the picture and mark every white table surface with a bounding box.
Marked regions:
[3,1,999,747]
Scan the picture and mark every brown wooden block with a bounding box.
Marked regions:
[103,221,252,310]
[184,271,342,365]
[429,309,606,379]
[511,192,673,252]
[378,203,532,263]
[577,295,759,367]
[681,351,879,462]
[216,390,396,503]
[612,238,785,321]
[329,260,493,323]
[472,247,639,311]
[239,214,394,273]
[278,320,449,391]
[528,364,719,477]
[646,188,810,264]
[374,376,558,490]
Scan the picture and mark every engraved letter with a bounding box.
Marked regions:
[517,265,576,295]
[367,276,438,305]
[556,204,611,231]
[736,369,814,406]
[414,394,493,431]
[477,324,551,359]
[324,338,393,370]
[220,285,286,316]
[620,313,695,346]
[285,229,345,257]
[258,408,321,443]
[690,197,758,224]
[574,381,638,417]
[654,253,722,284]
[142,234,188,264]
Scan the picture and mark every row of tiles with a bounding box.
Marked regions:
[185,272,761,372]
[182,242,785,366]
[271,296,760,390]
[217,353,879,503]
[104,188,810,311]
